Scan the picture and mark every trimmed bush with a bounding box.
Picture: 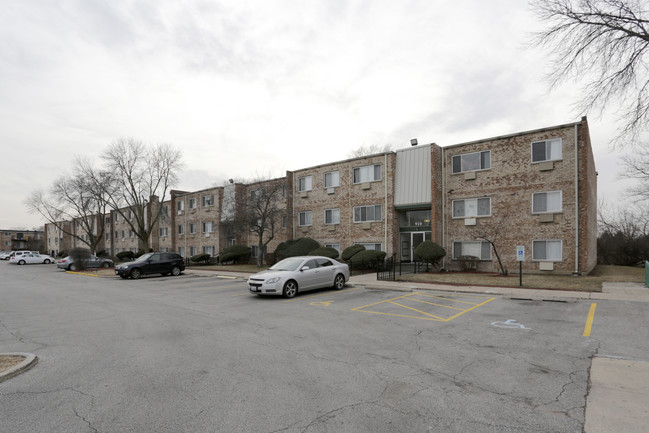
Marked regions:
[190,253,211,265]
[308,247,340,259]
[220,245,251,264]
[280,238,320,259]
[57,250,67,258]
[349,250,387,269]
[135,249,146,258]
[116,251,135,261]
[274,239,298,261]
[342,244,365,262]
[413,241,446,266]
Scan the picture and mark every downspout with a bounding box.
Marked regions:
[385,153,388,253]
[441,147,446,269]
[292,172,296,240]
[574,124,579,275]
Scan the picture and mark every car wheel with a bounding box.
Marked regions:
[282,280,298,299]
[69,264,77,271]
[333,274,345,290]
[101,262,109,268]
[44,259,50,264]
[130,269,142,279]
[170,266,181,276]
[18,260,25,265]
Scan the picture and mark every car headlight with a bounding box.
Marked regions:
[266,277,281,284]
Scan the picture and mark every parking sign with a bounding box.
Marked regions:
[516,246,525,261]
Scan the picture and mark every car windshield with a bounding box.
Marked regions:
[134,253,154,263]
[269,258,305,271]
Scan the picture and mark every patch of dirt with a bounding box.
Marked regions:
[0,355,25,374]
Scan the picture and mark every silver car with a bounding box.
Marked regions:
[248,256,350,298]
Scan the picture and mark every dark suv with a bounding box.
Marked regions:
[114,252,185,279]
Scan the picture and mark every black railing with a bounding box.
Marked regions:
[376,255,432,281]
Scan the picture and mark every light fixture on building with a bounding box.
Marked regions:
[410,138,418,146]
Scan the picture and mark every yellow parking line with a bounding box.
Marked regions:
[406,297,466,310]
[282,287,360,302]
[443,297,496,321]
[66,271,99,277]
[353,309,446,321]
[352,293,414,311]
[417,294,483,305]
[388,301,447,320]
[583,303,597,337]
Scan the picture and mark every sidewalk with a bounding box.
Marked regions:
[186,268,649,432]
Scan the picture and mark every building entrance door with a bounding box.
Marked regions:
[400,232,430,262]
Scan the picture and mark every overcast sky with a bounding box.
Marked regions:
[0,0,628,230]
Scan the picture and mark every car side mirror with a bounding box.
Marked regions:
[301,266,310,271]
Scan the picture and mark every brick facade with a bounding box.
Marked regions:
[43,118,597,273]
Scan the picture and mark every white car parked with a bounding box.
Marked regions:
[247,256,350,298]
[9,253,55,265]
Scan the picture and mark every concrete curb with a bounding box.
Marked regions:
[0,353,38,383]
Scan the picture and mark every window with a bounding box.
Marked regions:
[105,233,109,240]
[203,246,215,256]
[115,231,119,239]
[189,198,197,209]
[202,221,214,233]
[532,191,562,213]
[105,217,110,224]
[532,240,562,261]
[354,204,382,222]
[178,224,184,235]
[190,246,197,256]
[160,247,169,253]
[452,151,491,174]
[130,248,137,253]
[282,215,287,228]
[315,258,333,267]
[178,246,185,257]
[189,223,197,234]
[129,230,135,238]
[325,244,340,255]
[161,206,168,216]
[250,190,260,200]
[298,176,313,192]
[129,210,134,220]
[299,211,312,226]
[202,195,214,206]
[325,208,340,225]
[177,201,184,212]
[251,245,259,259]
[115,214,119,222]
[532,138,562,163]
[121,230,126,239]
[324,171,340,188]
[452,241,492,260]
[452,198,491,218]
[353,164,381,183]
[159,227,169,237]
[356,243,382,251]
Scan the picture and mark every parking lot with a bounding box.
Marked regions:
[1,264,648,432]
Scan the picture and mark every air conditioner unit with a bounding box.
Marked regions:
[205,233,210,238]
[327,187,335,195]
[178,210,183,215]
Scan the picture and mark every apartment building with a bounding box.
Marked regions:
[1,229,45,252]
[43,118,597,274]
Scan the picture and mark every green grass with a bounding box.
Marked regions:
[398,265,645,292]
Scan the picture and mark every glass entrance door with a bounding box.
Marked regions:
[400,232,431,262]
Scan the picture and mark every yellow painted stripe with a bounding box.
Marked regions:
[583,303,597,337]
[443,297,496,321]
[351,310,446,321]
[417,294,483,305]
[406,297,466,310]
[66,271,99,277]
[387,301,447,320]
[282,287,360,302]
[351,293,414,310]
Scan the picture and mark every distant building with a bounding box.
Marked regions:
[1,228,45,252]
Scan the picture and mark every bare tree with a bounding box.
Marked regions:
[226,177,287,267]
[474,213,509,275]
[26,167,111,253]
[98,138,183,250]
[347,143,393,158]
[531,0,649,142]
[621,147,649,200]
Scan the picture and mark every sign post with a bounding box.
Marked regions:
[516,246,525,286]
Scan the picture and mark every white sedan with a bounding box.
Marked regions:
[248,256,350,298]
[9,253,55,265]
